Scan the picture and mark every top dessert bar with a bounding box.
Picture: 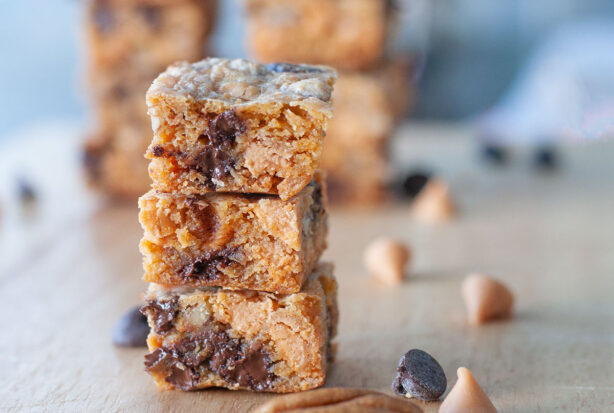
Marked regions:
[146,58,336,200]
[244,0,395,70]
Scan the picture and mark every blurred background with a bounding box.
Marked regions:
[0,0,614,204]
[3,0,614,135]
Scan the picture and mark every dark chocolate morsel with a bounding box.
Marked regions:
[533,146,558,170]
[112,306,149,347]
[266,62,324,74]
[143,321,276,391]
[392,349,447,401]
[179,247,240,282]
[401,171,430,199]
[140,297,179,334]
[151,145,165,157]
[189,110,245,189]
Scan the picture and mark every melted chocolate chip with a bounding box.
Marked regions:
[266,62,324,74]
[392,349,447,401]
[144,322,276,391]
[92,1,115,34]
[151,145,165,157]
[179,247,240,282]
[189,110,245,189]
[112,306,149,347]
[140,297,179,334]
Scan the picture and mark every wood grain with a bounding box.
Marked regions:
[1,123,613,412]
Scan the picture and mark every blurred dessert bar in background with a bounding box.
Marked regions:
[244,0,413,206]
[145,59,336,200]
[322,59,413,204]
[139,173,327,294]
[244,0,394,70]
[141,263,338,392]
[82,0,217,197]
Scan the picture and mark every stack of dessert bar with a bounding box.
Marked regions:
[244,0,410,205]
[139,58,339,392]
[82,0,216,197]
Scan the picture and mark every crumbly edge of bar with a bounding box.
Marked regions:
[139,177,327,293]
[141,264,338,392]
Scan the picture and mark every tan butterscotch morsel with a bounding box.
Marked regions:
[439,367,497,413]
[364,238,410,285]
[462,274,514,325]
[254,387,423,413]
[411,179,455,223]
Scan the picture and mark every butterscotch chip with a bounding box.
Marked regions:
[254,387,423,413]
[462,274,514,325]
[439,367,497,413]
[410,178,455,223]
[364,238,410,285]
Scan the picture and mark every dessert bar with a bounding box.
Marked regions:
[141,262,338,392]
[145,58,336,200]
[139,172,327,293]
[244,0,394,70]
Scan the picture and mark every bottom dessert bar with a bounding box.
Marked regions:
[141,262,338,393]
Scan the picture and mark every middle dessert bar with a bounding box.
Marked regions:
[145,58,336,201]
[139,172,327,294]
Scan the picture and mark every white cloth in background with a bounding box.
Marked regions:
[478,18,614,144]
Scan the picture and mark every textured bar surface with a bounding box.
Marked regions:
[139,172,327,293]
[141,263,338,393]
[145,58,336,200]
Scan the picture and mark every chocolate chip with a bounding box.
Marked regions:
[392,349,447,401]
[400,171,431,199]
[144,321,276,391]
[112,306,149,347]
[266,62,324,74]
[139,6,161,30]
[17,178,36,203]
[140,297,179,334]
[480,144,508,165]
[533,146,558,170]
[92,1,115,34]
[151,145,165,157]
[179,247,240,282]
[190,110,245,188]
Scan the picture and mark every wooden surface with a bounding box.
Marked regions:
[1,123,613,412]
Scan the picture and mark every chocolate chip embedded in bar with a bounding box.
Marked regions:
[145,58,336,200]
[141,263,338,393]
[139,171,328,294]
